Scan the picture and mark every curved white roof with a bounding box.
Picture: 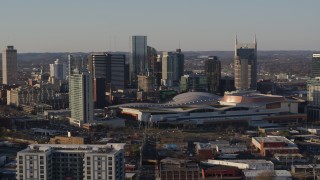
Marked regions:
[171,92,220,105]
[109,92,220,108]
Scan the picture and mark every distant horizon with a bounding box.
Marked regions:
[0,0,319,52]
[0,49,319,54]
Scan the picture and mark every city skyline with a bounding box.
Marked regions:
[0,0,319,53]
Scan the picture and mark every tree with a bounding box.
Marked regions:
[256,171,276,180]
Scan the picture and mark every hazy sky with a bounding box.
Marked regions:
[0,0,319,52]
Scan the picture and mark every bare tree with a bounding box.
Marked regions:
[256,171,276,180]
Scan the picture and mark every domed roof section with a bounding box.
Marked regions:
[171,92,220,105]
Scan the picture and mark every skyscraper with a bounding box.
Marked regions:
[88,53,126,90]
[49,59,67,80]
[68,55,84,78]
[205,56,221,94]
[307,54,320,121]
[130,36,147,85]
[311,54,320,78]
[69,69,94,127]
[148,46,162,87]
[109,54,126,90]
[88,53,126,107]
[88,53,110,81]
[161,49,184,87]
[234,35,257,90]
[307,78,320,121]
[2,46,17,85]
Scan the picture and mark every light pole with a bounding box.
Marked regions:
[311,164,316,180]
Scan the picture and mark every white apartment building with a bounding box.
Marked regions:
[16,143,125,180]
[69,70,94,127]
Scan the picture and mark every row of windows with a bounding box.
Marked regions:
[87,175,114,180]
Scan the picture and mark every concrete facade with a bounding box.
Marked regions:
[69,70,94,127]
[130,36,147,85]
[252,136,299,157]
[49,59,66,80]
[234,36,257,90]
[16,144,125,180]
[2,46,17,85]
[205,56,221,94]
[161,49,184,88]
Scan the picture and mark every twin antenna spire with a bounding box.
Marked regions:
[235,34,257,45]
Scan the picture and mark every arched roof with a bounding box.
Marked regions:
[109,92,220,108]
[170,92,220,105]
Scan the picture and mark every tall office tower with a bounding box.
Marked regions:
[68,55,84,78]
[124,63,130,88]
[69,69,94,126]
[16,143,125,180]
[88,53,109,108]
[49,59,67,80]
[307,78,320,121]
[205,56,221,94]
[109,54,126,90]
[94,78,106,108]
[88,53,110,81]
[88,53,125,107]
[156,54,162,86]
[88,53,126,90]
[311,54,320,78]
[148,46,162,87]
[2,46,17,85]
[234,35,257,90]
[161,49,184,87]
[129,36,147,86]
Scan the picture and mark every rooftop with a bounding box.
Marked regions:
[194,142,212,150]
[207,159,273,165]
[160,157,198,170]
[109,92,220,109]
[221,92,286,105]
[243,170,291,177]
[19,143,125,154]
[253,136,295,145]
